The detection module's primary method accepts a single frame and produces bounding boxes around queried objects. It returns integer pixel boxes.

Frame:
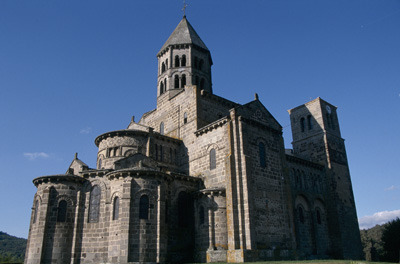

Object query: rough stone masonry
[25,16,363,264]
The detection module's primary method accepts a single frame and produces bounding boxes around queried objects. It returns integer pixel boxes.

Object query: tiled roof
[158,16,208,55]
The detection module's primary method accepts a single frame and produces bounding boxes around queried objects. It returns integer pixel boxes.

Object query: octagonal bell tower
[156,16,213,102]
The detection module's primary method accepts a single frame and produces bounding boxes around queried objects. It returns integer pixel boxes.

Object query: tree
[0,231,26,263]
[382,217,400,263]
[360,224,385,261]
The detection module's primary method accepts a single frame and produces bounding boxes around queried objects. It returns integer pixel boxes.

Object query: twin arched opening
[295,196,329,256]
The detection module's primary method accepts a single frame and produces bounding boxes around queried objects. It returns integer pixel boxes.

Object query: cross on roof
[182,0,188,17]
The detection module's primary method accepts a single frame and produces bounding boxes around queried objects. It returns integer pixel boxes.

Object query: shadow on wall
[42,187,75,264]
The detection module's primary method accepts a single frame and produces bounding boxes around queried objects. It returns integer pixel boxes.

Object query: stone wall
[25,170,201,264]
[286,155,330,257]
[238,116,294,253]
[24,13,363,263]
[197,90,237,128]
[289,97,363,259]
[25,176,85,264]
[191,120,229,187]
[139,85,198,160]
[194,191,227,262]
[79,177,110,264]
[97,133,148,170]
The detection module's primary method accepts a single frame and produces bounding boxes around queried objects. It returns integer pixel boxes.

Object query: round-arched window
[57,200,67,222]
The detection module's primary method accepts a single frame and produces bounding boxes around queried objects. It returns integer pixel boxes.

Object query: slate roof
[158,16,209,55]
[70,153,89,168]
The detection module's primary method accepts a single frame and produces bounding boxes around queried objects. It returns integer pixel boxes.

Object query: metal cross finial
[182,0,188,17]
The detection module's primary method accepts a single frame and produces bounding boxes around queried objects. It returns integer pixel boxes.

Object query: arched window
[183,112,188,124]
[298,206,304,223]
[113,197,119,220]
[199,59,204,70]
[89,186,101,223]
[164,78,167,92]
[316,209,322,225]
[161,62,166,73]
[160,82,164,95]
[33,200,39,223]
[307,115,313,130]
[174,75,179,88]
[326,113,335,129]
[166,59,168,69]
[139,195,149,220]
[175,55,180,67]
[259,142,266,168]
[331,114,335,130]
[181,55,186,66]
[181,74,186,88]
[326,113,331,128]
[199,205,205,225]
[300,117,305,132]
[194,57,198,69]
[57,200,68,222]
[178,191,193,227]
[209,148,216,170]
[200,78,205,90]
[98,158,102,170]
[160,122,164,135]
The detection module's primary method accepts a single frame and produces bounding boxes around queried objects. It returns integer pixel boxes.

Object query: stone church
[25,16,363,264]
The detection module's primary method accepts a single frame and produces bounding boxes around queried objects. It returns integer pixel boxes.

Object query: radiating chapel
[25,16,363,264]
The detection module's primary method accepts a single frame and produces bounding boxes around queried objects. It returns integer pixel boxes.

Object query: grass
[193,261,396,264]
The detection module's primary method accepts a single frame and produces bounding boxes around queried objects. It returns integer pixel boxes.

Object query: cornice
[199,187,226,197]
[195,117,229,136]
[95,129,182,147]
[285,154,325,170]
[33,174,86,187]
[105,168,201,184]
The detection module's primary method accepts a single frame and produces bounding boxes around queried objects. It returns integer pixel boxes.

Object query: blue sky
[0,0,399,238]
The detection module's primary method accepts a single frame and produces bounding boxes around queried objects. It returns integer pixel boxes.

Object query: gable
[66,157,89,175]
[127,120,153,132]
[238,100,282,131]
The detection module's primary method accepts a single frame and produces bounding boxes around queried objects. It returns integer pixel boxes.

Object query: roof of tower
[158,16,209,55]
[287,97,337,113]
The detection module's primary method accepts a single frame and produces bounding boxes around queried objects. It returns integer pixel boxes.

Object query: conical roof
[158,16,209,55]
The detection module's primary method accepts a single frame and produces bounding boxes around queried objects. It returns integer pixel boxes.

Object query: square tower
[288,97,363,259]
[289,97,342,164]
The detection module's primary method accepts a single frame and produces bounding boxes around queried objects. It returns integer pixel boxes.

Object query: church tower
[288,97,363,259]
[156,16,213,102]
[24,13,364,264]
